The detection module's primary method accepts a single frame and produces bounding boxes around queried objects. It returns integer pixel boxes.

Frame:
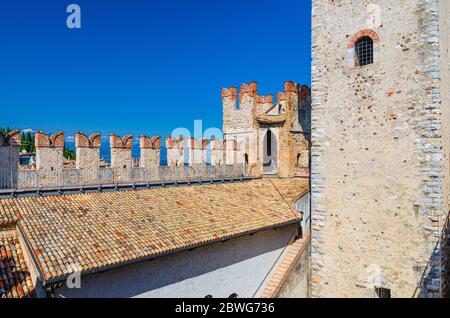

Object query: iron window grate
[355,36,374,67]
[375,287,391,298]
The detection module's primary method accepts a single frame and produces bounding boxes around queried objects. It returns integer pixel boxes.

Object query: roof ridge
[269,179,301,220]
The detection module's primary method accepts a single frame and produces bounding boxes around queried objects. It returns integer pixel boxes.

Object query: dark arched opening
[263,130,277,174]
[355,36,374,67]
[267,130,272,156]
[296,153,301,167]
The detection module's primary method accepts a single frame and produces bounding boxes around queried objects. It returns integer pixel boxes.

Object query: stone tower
[222,81,311,177]
[311,0,449,297]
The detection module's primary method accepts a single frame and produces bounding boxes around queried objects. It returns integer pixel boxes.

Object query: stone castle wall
[440,0,450,297]
[16,165,247,190]
[187,138,207,166]
[311,0,449,298]
[0,130,249,190]
[35,131,65,172]
[166,136,185,167]
[110,134,133,169]
[140,135,161,168]
[0,131,20,189]
[76,132,101,182]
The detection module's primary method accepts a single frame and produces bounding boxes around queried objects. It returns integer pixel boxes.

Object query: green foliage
[64,147,76,160]
[0,127,12,138]
[30,135,36,153]
[17,131,35,153]
[0,127,36,153]
[20,133,26,151]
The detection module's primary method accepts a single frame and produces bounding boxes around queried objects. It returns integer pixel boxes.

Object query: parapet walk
[0,130,252,190]
[0,175,255,199]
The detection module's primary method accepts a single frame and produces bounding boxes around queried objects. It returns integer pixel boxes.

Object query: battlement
[0,81,310,190]
[165,136,185,149]
[140,135,161,149]
[110,134,133,149]
[256,94,273,104]
[224,138,239,151]
[140,135,161,168]
[75,132,101,148]
[35,131,64,148]
[0,130,250,190]
[222,81,259,111]
[109,134,133,169]
[222,86,237,101]
[238,81,258,103]
[223,80,307,109]
[187,138,208,166]
[188,137,208,150]
[276,80,301,103]
[223,81,310,135]
[34,131,65,173]
[0,130,20,189]
[75,132,101,178]
[223,138,242,166]
[284,80,299,93]
[210,138,222,150]
[0,130,20,147]
[165,136,185,167]
[210,138,224,166]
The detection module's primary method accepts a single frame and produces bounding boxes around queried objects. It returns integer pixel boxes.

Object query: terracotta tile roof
[0,231,35,298]
[0,201,17,227]
[269,178,309,207]
[0,179,305,284]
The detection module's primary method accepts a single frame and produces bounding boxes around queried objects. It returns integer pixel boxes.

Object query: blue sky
[0,0,311,139]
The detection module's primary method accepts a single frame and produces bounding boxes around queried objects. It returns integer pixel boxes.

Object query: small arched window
[355,36,374,67]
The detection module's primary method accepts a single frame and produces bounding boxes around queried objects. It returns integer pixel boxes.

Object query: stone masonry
[210,138,224,166]
[223,138,240,166]
[35,131,65,172]
[110,134,133,169]
[35,131,65,187]
[187,138,207,166]
[75,132,101,182]
[165,136,185,167]
[2,81,310,192]
[0,131,20,189]
[140,135,161,168]
[222,81,311,178]
[311,0,449,298]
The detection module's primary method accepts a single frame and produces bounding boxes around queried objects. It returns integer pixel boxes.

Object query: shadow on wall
[55,227,295,298]
[0,255,35,298]
[414,213,450,298]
